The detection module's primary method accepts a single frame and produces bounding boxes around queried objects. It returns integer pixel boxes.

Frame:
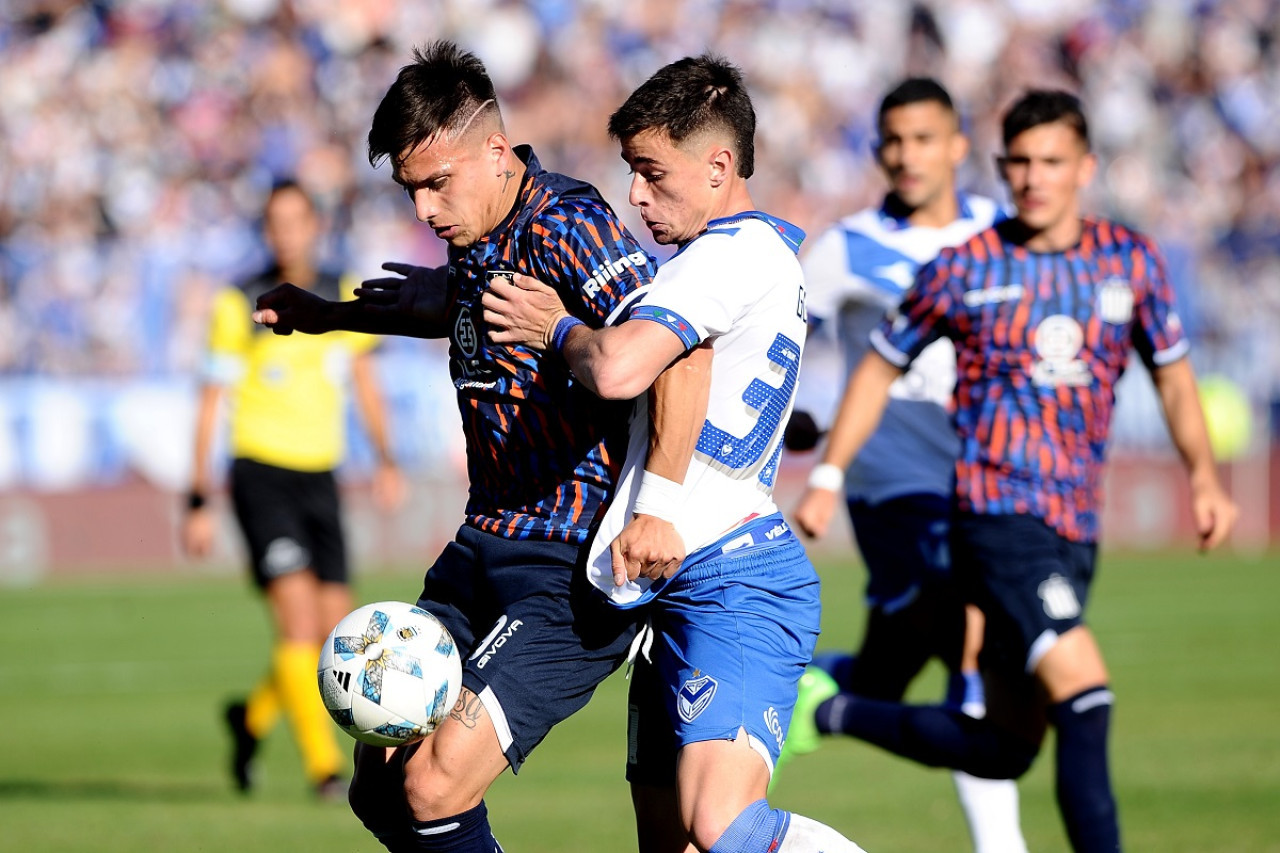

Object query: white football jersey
[802,193,1003,503]
[587,213,807,605]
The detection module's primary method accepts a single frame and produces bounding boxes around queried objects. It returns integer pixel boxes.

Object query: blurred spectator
[1,0,1277,443]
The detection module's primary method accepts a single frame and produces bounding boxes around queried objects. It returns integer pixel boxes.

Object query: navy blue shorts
[953,513,1097,674]
[415,525,638,772]
[848,492,952,611]
[229,457,347,589]
[625,518,821,786]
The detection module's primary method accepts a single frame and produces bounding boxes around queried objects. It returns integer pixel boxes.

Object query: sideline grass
[0,548,1276,851]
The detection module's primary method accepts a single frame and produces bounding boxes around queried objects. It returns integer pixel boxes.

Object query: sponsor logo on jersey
[469,614,524,670]
[764,706,784,750]
[584,250,650,299]
[963,283,1025,307]
[1038,574,1081,620]
[1097,278,1134,324]
[1031,314,1091,387]
[677,672,718,722]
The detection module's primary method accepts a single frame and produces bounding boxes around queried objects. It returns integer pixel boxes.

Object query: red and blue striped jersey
[871,217,1189,542]
[446,146,655,543]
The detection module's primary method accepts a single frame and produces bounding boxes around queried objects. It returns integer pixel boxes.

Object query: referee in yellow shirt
[182,181,405,799]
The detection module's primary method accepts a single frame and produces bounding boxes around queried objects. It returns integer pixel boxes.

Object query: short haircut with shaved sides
[877,77,957,130]
[1002,89,1090,150]
[367,40,501,169]
[608,54,756,178]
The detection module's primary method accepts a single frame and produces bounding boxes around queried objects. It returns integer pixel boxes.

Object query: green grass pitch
[1,547,1277,852]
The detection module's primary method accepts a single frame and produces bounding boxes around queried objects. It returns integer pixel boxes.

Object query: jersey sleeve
[525,198,656,328]
[202,287,251,384]
[801,224,896,325]
[627,232,752,351]
[336,273,381,356]
[1129,237,1190,370]
[869,253,957,368]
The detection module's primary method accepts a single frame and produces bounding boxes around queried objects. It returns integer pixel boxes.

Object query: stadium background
[2,0,1277,578]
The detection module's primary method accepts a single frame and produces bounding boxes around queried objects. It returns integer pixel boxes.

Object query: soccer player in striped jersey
[255,42,657,852]
[790,90,1237,852]
[484,55,865,853]
[784,79,1026,852]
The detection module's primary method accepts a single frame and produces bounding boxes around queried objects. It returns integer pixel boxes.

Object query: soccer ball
[318,601,463,747]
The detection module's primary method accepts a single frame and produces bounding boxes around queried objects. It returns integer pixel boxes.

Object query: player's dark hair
[608,54,756,178]
[266,179,313,210]
[1002,89,1090,150]
[367,40,500,168]
[877,77,955,128]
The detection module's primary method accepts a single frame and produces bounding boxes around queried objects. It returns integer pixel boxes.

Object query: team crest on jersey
[1031,315,1091,387]
[677,672,718,722]
[1038,574,1081,620]
[455,306,479,357]
[1097,278,1134,324]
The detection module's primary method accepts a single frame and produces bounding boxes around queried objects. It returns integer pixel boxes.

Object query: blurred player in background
[782,79,1026,852]
[789,90,1237,852]
[484,55,866,853]
[253,41,657,852]
[182,180,405,799]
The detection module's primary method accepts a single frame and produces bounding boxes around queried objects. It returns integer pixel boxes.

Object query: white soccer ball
[318,601,463,747]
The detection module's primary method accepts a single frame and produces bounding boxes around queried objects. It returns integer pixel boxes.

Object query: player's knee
[970,733,1038,780]
[401,745,483,820]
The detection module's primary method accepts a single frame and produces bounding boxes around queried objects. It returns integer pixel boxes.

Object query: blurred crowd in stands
[1,0,1277,422]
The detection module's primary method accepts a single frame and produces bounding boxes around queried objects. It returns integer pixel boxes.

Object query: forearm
[329,297,448,339]
[190,384,223,496]
[646,343,712,483]
[560,322,685,400]
[1154,359,1219,485]
[818,350,901,471]
[352,356,396,466]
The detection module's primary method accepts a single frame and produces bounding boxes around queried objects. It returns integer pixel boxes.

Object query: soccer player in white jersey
[784,79,1027,853]
[484,55,866,853]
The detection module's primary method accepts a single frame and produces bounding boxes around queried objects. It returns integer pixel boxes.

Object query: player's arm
[1151,357,1238,550]
[351,352,407,512]
[483,272,687,398]
[253,263,450,338]
[792,350,902,538]
[182,381,223,559]
[610,343,712,585]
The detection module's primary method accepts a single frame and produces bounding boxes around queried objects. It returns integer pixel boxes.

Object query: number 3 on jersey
[695,333,800,488]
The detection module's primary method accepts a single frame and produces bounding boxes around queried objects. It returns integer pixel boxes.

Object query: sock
[274,640,342,783]
[1049,686,1120,853]
[817,694,1037,781]
[952,772,1028,853]
[244,674,281,738]
[406,802,504,852]
[945,670,986,719]
[707,800,867,853]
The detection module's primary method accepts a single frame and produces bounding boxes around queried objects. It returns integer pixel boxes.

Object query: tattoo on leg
[450,688,485,729]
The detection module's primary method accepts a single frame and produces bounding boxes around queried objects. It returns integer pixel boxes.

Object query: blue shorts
[847,492,952,612]
[953,513,1097,674]
[415,525,638,772]
[625,516,821,786]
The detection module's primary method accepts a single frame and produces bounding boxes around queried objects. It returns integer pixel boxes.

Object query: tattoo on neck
[502,169,515,192]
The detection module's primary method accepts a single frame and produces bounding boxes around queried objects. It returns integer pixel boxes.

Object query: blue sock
[816,694,1036,780]
[708,799,789,853]
[1049,686,1120,853]
[403,801,503,852]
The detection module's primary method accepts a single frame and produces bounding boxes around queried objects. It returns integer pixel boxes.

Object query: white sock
[952,772,1028,853]
[777,812,869,852]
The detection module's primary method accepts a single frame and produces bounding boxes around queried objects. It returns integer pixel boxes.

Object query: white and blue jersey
[802,193,1003,504]
[587,211,821,778]
[587,212,809,604]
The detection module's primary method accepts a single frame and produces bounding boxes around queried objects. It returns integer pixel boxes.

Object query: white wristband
[807,462,845,492]
[634,471,683,523]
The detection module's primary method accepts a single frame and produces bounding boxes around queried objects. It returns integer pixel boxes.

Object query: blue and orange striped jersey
[446,146,655,543]
[871,217,1189,543]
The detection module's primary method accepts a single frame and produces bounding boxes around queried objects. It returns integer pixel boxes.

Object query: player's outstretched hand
[1191,477,1239,551]
[252,283,333,335]
[793,486,839,539]
[482,272,568,350]
[609,514,686,586]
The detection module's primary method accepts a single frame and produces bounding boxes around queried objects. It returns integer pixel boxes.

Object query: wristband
[551,315,585,352]
[633,471,683,523]
[186,491,207,511]
[806,463,845,492]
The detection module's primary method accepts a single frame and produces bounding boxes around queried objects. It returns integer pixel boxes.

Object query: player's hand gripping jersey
[587,213,808,604]
[802,193,1003,502]
[446,146,654,543]
[871,217,1189,542]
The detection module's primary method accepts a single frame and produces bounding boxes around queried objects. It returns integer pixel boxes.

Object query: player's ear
[486,130,511,176]
[1077,150,1098,189]
[950,132,970,167]
[708,145,733,188]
